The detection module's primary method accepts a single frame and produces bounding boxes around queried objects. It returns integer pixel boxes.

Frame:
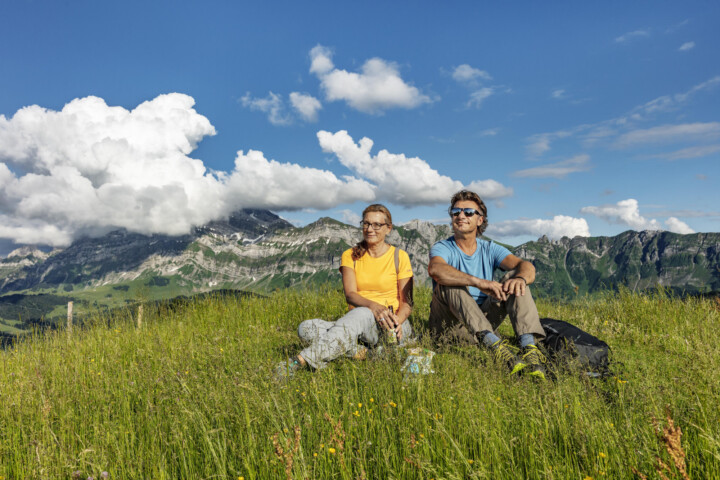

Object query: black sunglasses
[449,207,481,217]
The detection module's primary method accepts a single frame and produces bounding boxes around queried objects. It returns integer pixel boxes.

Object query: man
[428,190,547,379]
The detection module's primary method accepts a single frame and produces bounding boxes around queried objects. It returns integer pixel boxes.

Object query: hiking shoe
[274,356,303,381]
[521,345,547,380]
[490,339,526,375]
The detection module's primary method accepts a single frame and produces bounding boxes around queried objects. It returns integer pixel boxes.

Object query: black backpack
[540,318,612,378]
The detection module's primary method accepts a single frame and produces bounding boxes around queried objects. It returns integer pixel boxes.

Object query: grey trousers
[298,307,414,370]
[428,275,545,345]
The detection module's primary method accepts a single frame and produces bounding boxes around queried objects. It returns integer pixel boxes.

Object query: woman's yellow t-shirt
[340,246,413,312]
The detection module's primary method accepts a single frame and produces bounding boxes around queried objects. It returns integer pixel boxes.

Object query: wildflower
[320,443,324,448]
[610,423,614,428]
[239,477,245,480]
[389,401,397,408]
[468,460,474,464]
[598,452,607,458]
[370,398,374,403]
[353,410,360,417]
[419,434,425,438]
[328,448,336,454]
[583,476,594,480]
[368,409,373,414]
[283,428,289,434]
[101,473,109,479]
[313,453,317,457]
[358,403,362,408]
[435,413,442,419]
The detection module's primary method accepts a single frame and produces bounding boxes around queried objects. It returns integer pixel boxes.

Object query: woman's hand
[369,302,395,331]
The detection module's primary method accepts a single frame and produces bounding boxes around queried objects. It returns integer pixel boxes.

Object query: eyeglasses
[449,207,482,218]
[361,221,389,230]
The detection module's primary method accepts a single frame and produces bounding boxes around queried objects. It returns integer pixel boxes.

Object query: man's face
[450,200,484,236]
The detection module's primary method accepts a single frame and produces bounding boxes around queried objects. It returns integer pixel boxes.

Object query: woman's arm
[392,276,413,340]
[341,266,392,324]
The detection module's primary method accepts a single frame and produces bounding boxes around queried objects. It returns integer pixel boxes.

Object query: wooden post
[67,301,73,334]
[137,305,143,329]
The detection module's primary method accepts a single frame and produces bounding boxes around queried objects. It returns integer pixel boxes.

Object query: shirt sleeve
[429,240,453,262]
[397,249,413,280]
[340,248,355,270]
[489,241,512,269]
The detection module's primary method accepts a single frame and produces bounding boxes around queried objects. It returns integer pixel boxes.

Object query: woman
[276,204,414,378]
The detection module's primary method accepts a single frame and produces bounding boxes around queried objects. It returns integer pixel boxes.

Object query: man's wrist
[512,275,528,285]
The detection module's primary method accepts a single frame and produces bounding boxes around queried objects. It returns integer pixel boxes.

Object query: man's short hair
[450,190,488,237]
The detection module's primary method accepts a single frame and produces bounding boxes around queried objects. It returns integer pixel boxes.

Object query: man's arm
[499,254,536,296]
[428,256,509,301]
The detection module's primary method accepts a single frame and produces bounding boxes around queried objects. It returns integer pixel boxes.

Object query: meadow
[1,287,718,479]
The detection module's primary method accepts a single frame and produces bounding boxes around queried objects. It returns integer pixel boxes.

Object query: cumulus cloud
[614,122,720,148]
[289,92,322,122]
[581,199,662,231]
[664,217,695,234]
[678,41,695,51]
[224,150,375,210]
[452,64,492,84]
[340,209,362,225]
[240,91,292,126]
[309,45,432,114]
[316,130,513,206]
[512,154,591,179]
[0,95,380,247]
[615,29,650,43]
[487,215,590,240]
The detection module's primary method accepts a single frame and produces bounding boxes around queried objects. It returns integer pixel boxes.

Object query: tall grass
[1,287,718,479]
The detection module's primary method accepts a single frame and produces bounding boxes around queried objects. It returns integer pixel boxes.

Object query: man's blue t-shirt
[430,237,512,304]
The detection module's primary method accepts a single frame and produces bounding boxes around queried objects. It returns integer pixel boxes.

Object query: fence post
[67,301,73,335]
[137,305,143,329]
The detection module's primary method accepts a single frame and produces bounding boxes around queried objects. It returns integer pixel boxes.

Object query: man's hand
[502,277,527,297]
[476,279,508,302]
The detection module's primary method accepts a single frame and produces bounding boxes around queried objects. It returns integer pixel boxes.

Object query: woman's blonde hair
[351,204,393,260]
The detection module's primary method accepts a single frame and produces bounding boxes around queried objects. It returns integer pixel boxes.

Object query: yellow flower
[313,453,318,457]
[598,452,607,458]
[583,476,594,480]
[283,428,289,434]
[353,410,360,417]
[320,443,324,448]
[368,409,373,414]
[238,477,244,480]
[419,434,425,438]
[220,348,224,352]
[468,459,474,464]
[328,447,336,454]
[358,403,362,408]
[610,423,614,428]
[389,401,397,408]
[370,398,374,403]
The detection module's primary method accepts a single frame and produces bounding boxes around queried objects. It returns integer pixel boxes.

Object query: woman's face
[362,211,390,245]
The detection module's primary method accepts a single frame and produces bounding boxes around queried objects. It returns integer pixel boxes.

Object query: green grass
[1,287,718,479]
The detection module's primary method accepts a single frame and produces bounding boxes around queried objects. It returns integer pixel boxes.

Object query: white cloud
[678,41,695,51]
[479,128,499,137]
[552,89,566,99]
[581,199,661,231]
[224,150,375,210]
[614,122,720,148]
[664,217,695,234]
[512,154,591,179]
[339,209,361,226]
[647,144,720,161]
[452,64,492,84]
[309,45,432,114]
[240,91,292,126]
[289,92,322,122]
[527,76,720,156]
[487,215,590,240]
[615,29,650,43]
[467,88,494,109]
[317,130,513,206]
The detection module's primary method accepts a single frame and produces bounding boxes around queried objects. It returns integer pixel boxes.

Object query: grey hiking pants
[298,307,414,370]
[428,271,545,345]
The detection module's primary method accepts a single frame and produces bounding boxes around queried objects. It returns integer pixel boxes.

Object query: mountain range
[1,209,718,325]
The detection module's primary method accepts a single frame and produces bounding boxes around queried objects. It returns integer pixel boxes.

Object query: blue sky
[1,0,719,255]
